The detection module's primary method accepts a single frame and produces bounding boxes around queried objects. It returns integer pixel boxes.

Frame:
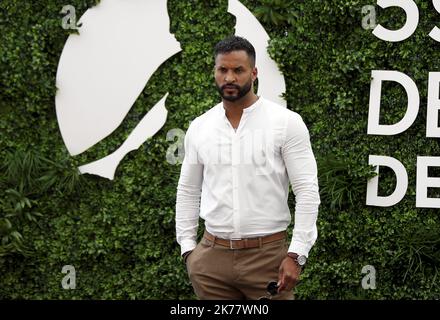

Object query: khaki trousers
[185,233,295,300]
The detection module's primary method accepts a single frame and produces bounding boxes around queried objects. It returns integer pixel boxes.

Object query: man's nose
[225,71,236,83]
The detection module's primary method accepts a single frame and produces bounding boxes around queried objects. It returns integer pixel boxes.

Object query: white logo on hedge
[61,265,76,290]
[56,0,285,180]
[361,5,376,30]
[361,265,376,289]
[60,5,79,30]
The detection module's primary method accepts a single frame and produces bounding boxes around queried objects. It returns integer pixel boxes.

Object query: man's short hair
[214,36,256,67]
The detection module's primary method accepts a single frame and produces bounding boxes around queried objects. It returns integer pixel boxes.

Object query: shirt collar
[218,96,262,116]
[243,96,261,114]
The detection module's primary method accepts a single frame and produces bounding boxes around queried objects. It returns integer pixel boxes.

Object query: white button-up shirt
[176,97,320,257]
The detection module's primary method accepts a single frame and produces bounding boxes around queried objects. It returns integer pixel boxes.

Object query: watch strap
[287,252,306,266]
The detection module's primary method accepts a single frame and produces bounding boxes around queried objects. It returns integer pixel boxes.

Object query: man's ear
[252,67,258,82]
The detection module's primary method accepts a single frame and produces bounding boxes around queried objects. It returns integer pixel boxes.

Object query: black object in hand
[267,281,279,295]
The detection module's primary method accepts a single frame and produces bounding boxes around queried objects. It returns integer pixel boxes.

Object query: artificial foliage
[1,0,439,299]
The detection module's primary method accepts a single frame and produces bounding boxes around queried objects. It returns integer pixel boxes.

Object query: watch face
[297,255,307,266]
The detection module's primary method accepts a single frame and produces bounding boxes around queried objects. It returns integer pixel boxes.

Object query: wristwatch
[287,252,307,267]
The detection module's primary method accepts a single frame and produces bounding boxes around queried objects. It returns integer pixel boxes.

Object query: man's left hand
[277,256,301,293]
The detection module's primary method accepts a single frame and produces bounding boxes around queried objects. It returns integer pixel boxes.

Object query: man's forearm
[175,160,203,255]
[176,188,200,255]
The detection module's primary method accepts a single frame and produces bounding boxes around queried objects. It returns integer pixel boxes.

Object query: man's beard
[216,79,253,102]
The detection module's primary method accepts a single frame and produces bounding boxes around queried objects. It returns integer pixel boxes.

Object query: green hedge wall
[1,0,439,299]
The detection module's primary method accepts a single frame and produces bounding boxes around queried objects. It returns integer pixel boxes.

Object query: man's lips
[222,85,239,91]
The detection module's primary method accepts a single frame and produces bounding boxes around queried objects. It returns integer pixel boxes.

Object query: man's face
[214,50,257,102]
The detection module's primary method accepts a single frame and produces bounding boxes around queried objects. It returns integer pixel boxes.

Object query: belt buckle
[230,238,241,249]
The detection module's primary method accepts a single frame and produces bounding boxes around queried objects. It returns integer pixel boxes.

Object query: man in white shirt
[175,36,320,300]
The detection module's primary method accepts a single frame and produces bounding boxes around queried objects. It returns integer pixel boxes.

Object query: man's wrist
[287,252,307,267]
[182,250,192,263]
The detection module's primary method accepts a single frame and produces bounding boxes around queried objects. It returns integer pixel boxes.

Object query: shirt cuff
[180,239,197,256]
[288,241,311,258]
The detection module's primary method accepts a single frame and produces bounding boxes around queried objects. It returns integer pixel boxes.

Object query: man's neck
[223,93,259,119]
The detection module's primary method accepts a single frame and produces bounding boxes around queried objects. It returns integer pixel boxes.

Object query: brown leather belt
[203,230,286,249]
